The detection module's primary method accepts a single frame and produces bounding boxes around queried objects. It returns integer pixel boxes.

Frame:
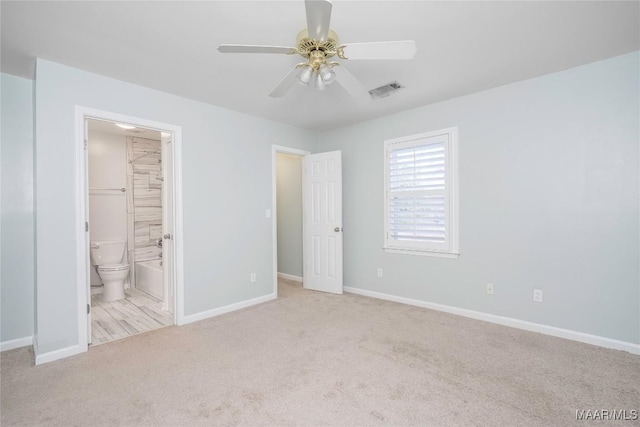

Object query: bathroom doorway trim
[74,106,185,352]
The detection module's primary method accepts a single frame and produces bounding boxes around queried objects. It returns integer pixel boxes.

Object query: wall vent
[369,81,404,99]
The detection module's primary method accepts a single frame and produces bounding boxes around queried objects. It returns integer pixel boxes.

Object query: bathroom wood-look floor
[91,288,173,346]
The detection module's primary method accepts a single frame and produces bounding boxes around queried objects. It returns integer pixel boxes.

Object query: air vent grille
[369,81,404,99]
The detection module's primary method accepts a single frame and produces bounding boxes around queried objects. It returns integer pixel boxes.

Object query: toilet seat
[98,263,129,272]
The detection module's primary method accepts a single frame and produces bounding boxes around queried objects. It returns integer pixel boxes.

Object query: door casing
[75,106,184,353]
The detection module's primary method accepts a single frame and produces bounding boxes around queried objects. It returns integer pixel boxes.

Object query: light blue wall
[1,74,35,343]
[34,59,316,354]
[4,52,639,355]
[317,52,640,344]
[276,153,303,277]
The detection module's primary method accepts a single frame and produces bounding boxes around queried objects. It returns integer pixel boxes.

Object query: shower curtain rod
[89,187,126,192]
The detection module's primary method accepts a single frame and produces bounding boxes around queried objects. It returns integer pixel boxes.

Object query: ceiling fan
[217,0,416,98]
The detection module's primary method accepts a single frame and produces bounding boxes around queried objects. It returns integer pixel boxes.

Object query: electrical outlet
[250,273,256,283]
[533,289,543,302]
[486,283,494,295]
[377,268,383,278]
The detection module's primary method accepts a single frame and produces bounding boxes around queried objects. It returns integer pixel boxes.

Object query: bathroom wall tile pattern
[133,189,162,207]
[135,224,150,248]
[127,214,135,248]
[149,225,162,240]
[135,206,162,222]
[126,136,163,273]
[126,142,134,176]
[131,138,161,151]
[132,163,161,174]
[132,150,161,164]
[134,173,149,188]
[126,175,134,213]
[149,173,163,189]
[135,246,162,262]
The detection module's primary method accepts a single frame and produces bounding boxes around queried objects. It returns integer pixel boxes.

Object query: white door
[303,151,343,294]
[161,133,175,314]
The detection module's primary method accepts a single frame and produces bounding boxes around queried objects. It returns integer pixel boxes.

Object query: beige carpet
[2,280,639,426]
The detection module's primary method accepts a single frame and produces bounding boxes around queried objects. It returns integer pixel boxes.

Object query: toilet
[90,240,130,302]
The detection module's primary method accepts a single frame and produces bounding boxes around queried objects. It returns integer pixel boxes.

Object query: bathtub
[135,260,164,300]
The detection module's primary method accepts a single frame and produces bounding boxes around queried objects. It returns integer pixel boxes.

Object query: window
[384,127,459,258]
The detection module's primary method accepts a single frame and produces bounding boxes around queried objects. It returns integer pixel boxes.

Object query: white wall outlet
[265,209,271,218]
[486,283,494,295]
[250,273,257,283]
[533,289,543,302]
[377,268,383,278]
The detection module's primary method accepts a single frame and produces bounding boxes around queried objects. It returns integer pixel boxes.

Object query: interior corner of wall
[32,334,39,356]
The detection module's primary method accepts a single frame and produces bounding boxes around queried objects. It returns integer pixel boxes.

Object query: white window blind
[384,128,459,257]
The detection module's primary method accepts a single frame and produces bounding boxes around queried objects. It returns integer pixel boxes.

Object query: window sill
[383,247,460,259]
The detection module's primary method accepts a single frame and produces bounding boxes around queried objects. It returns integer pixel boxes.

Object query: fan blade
[305,0,333,42]
[269,66,301,98]
[218,45,297,55]
[333,65,366,97]
[340,41,417,60]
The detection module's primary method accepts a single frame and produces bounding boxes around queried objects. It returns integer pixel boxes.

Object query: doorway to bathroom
[77,109,183,349]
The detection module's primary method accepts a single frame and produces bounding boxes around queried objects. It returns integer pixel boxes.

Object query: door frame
[75,106,185,352]
[271,145,310,297]
[160,132,175,313]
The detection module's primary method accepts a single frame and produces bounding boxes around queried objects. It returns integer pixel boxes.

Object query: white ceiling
[2,1,638,131]
[88,118,162,140]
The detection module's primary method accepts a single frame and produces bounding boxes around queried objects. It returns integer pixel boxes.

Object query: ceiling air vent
[369,81,404,100]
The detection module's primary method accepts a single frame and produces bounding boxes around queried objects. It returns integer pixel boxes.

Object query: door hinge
[85,222,89,232]
[87,304,91,314]
[84,139,88,150]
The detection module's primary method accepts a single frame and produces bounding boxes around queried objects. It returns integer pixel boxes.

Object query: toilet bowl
[90,240,129,302]
[97,263,129,301]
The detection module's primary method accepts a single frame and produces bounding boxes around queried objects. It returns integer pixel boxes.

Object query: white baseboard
[344,286,640,355]
[0,336,33,352]
[277,272,303,282]
[35,344,85,365]
[181,293,277,325]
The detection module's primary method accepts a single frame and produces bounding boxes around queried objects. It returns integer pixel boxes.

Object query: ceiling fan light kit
[297,65,314,86]
[315,72,326,90]
[319,64,335,84]
[295,45,338,89]
[217,0,416,98]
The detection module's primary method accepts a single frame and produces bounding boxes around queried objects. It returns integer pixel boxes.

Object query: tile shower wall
[126,136,162,287]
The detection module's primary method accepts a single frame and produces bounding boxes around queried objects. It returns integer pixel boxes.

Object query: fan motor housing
[296,29,338,59]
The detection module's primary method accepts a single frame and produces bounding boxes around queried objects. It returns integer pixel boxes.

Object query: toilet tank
[90,240,126,266]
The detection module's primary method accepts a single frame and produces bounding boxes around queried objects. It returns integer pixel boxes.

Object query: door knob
[163,234,172,240]
[334,227,342,232]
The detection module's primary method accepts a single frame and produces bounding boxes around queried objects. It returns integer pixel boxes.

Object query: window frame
[383,127,459,258]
